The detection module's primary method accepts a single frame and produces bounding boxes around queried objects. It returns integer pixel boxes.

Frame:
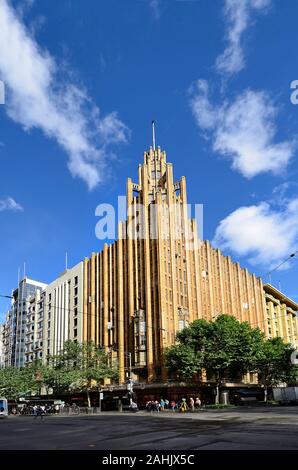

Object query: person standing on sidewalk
[189,397,195,412]
[34,405,44,420]
[195,397,201,409]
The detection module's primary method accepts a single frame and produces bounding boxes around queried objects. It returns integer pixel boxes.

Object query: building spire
[152,120,156,150]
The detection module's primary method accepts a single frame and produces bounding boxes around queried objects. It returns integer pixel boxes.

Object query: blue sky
[0,0,298,320]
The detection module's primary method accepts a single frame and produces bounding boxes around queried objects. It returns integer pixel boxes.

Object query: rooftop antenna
[152,120,156,150]
[23,262,26,280]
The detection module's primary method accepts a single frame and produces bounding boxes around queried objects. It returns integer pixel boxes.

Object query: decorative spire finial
[152,120,156,150]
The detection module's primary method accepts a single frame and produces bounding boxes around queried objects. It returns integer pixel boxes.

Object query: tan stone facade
[264,284,298,348]
[83,146,281,385]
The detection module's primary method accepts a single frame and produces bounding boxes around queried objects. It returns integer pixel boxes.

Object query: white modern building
[0,324,4,367]
[42,262,84,359]
[2,278,47,367]
[2,262,85,366]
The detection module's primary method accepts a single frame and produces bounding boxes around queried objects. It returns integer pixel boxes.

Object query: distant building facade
[25,290,46,364]
[0,324,4,367]
[264,284,298,347]
[23,262,84,365]
[2,278,47,367]
[42,262,84,359]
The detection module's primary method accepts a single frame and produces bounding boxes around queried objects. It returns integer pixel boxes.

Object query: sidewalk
[9,406,298,423]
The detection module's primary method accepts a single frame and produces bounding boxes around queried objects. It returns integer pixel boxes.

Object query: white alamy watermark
[95,196,204,251]
[290,80,298,104]
[0,80,5,105]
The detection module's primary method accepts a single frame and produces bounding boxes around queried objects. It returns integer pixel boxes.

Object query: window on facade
[74,318,78,327]
[74,276,78,285]
[74,308,78,317]
[74,297,78,306]
[49,293,52,302]
[74,287,78,297]
[74,329,77,338]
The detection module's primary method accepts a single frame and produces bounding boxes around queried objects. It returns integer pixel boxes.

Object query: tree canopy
[0,341,118,406]
[166,314,298,400]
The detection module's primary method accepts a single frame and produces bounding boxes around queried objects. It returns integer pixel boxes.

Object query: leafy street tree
[47,340,118,407]
[0,365,37,400]
[167,315,266,403]
[256,337,298,402]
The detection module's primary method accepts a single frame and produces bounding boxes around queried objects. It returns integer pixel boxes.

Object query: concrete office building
[2,264,84,367]
[24,290,46,364]
[1,278,47,367]
[0,324,4,367]
[42,262,84,360]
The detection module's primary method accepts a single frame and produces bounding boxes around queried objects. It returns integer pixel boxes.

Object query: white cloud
[0,0,129,189]
[213,198,298,268]
[0,197,23,212]
[190,80,295,178]
[216,0,271,75]
[149,0,161,20]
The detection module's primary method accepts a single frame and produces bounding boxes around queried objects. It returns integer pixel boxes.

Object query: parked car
[230,388,264,405]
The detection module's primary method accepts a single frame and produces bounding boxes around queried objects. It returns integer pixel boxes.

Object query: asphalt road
[0,407,298,450]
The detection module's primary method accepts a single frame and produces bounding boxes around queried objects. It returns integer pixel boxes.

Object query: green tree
[257,337,298,401]
[0,366,36,400]
[47,340,118,407]
[166,315,265,403]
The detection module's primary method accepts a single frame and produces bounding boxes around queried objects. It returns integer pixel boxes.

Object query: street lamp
[110,346,133,404]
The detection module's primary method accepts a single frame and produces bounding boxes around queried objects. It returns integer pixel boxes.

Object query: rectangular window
[74,276,78,285]
[74,287,78,297]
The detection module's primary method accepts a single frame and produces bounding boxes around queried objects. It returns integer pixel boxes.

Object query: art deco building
[83,146,269,385]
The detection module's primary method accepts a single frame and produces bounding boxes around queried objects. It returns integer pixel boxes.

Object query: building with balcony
[2,278,47,367]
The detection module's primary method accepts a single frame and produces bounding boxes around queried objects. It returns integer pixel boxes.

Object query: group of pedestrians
[145,396,203,412]
[145,399,169,412]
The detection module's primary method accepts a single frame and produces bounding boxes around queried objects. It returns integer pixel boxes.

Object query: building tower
[84,142,267,386]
